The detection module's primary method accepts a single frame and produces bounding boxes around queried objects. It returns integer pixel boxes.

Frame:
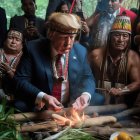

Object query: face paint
[5,30,23,53]
[7,30,23,41]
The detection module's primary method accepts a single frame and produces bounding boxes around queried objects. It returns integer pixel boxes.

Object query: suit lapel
[44,57,53,92]
[40,44,54,92]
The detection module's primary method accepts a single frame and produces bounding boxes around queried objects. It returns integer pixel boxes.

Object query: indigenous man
[14,12,95,112]
[86,0,137,50]
[88,15,140,107]
[0,29,23,102]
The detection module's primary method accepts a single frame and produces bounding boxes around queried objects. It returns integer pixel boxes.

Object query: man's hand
[0,62,15,76]
[0,62,11,72]
[109,87,122,96]
[72,94,90,111]
[43,94,63,111]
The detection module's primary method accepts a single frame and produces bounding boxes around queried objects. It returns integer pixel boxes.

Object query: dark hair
[7,28,23,35]
[55,0,69,12]
[21,0,36,4]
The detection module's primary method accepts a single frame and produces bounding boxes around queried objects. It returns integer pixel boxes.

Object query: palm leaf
[0,100,26,140]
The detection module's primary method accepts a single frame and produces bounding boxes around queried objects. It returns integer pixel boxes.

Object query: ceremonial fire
[52,108,117,129]
[52,109,85,127]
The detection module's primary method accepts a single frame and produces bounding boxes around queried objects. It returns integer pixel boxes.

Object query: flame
[71,109,83,122]
[53,109,85,127]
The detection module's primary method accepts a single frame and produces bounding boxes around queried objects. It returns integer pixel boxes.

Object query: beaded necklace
[52,53,69,82]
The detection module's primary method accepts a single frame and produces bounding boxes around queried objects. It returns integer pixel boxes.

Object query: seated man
[0,29,23,102]
[14,12,95,112]
[9,0,45,41]
[88,15,140,107]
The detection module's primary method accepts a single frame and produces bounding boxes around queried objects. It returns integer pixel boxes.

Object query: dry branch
[74,116,117,128]
[8,109,67,121]
[113,107,140,120]
[84,104,127,115]
[17,121,58,132]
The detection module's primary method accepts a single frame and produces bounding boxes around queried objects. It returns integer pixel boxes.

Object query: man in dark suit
[0,7,7,48]
[14,12,95,112]
[9,0,45,41]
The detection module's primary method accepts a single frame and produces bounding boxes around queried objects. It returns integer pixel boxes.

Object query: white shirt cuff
[82,92,91,103]
[35,92,46,110]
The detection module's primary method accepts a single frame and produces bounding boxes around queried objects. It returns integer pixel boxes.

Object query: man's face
[110,31,130,51]
[50,32,76,54]
[5,30,23,53]
[107,0,121,14]
[60,4,69,13]
[22,0,36,16]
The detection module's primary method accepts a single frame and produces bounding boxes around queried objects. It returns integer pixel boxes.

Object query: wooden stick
[8,104,127,122]
[74,116,117,128]
[17,121,58,132]
[8,109,67,122]
[8,112,41,121]
[84,104,127,115]
[112,120,140,128]
[113,107,140,120]
[96,88,130,94]
[96,88,107,91]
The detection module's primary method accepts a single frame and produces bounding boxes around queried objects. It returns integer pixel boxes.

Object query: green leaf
[0,131,13,139]
[4,108,14,120]
[0,104,3,112]
[133,136,140,140]
[0,102,26,139]
[57,128,98,140]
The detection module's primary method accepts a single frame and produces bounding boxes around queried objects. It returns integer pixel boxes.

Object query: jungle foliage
[0,0,138,30]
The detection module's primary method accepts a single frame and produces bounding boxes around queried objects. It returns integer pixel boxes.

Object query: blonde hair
[47,12,82,34]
